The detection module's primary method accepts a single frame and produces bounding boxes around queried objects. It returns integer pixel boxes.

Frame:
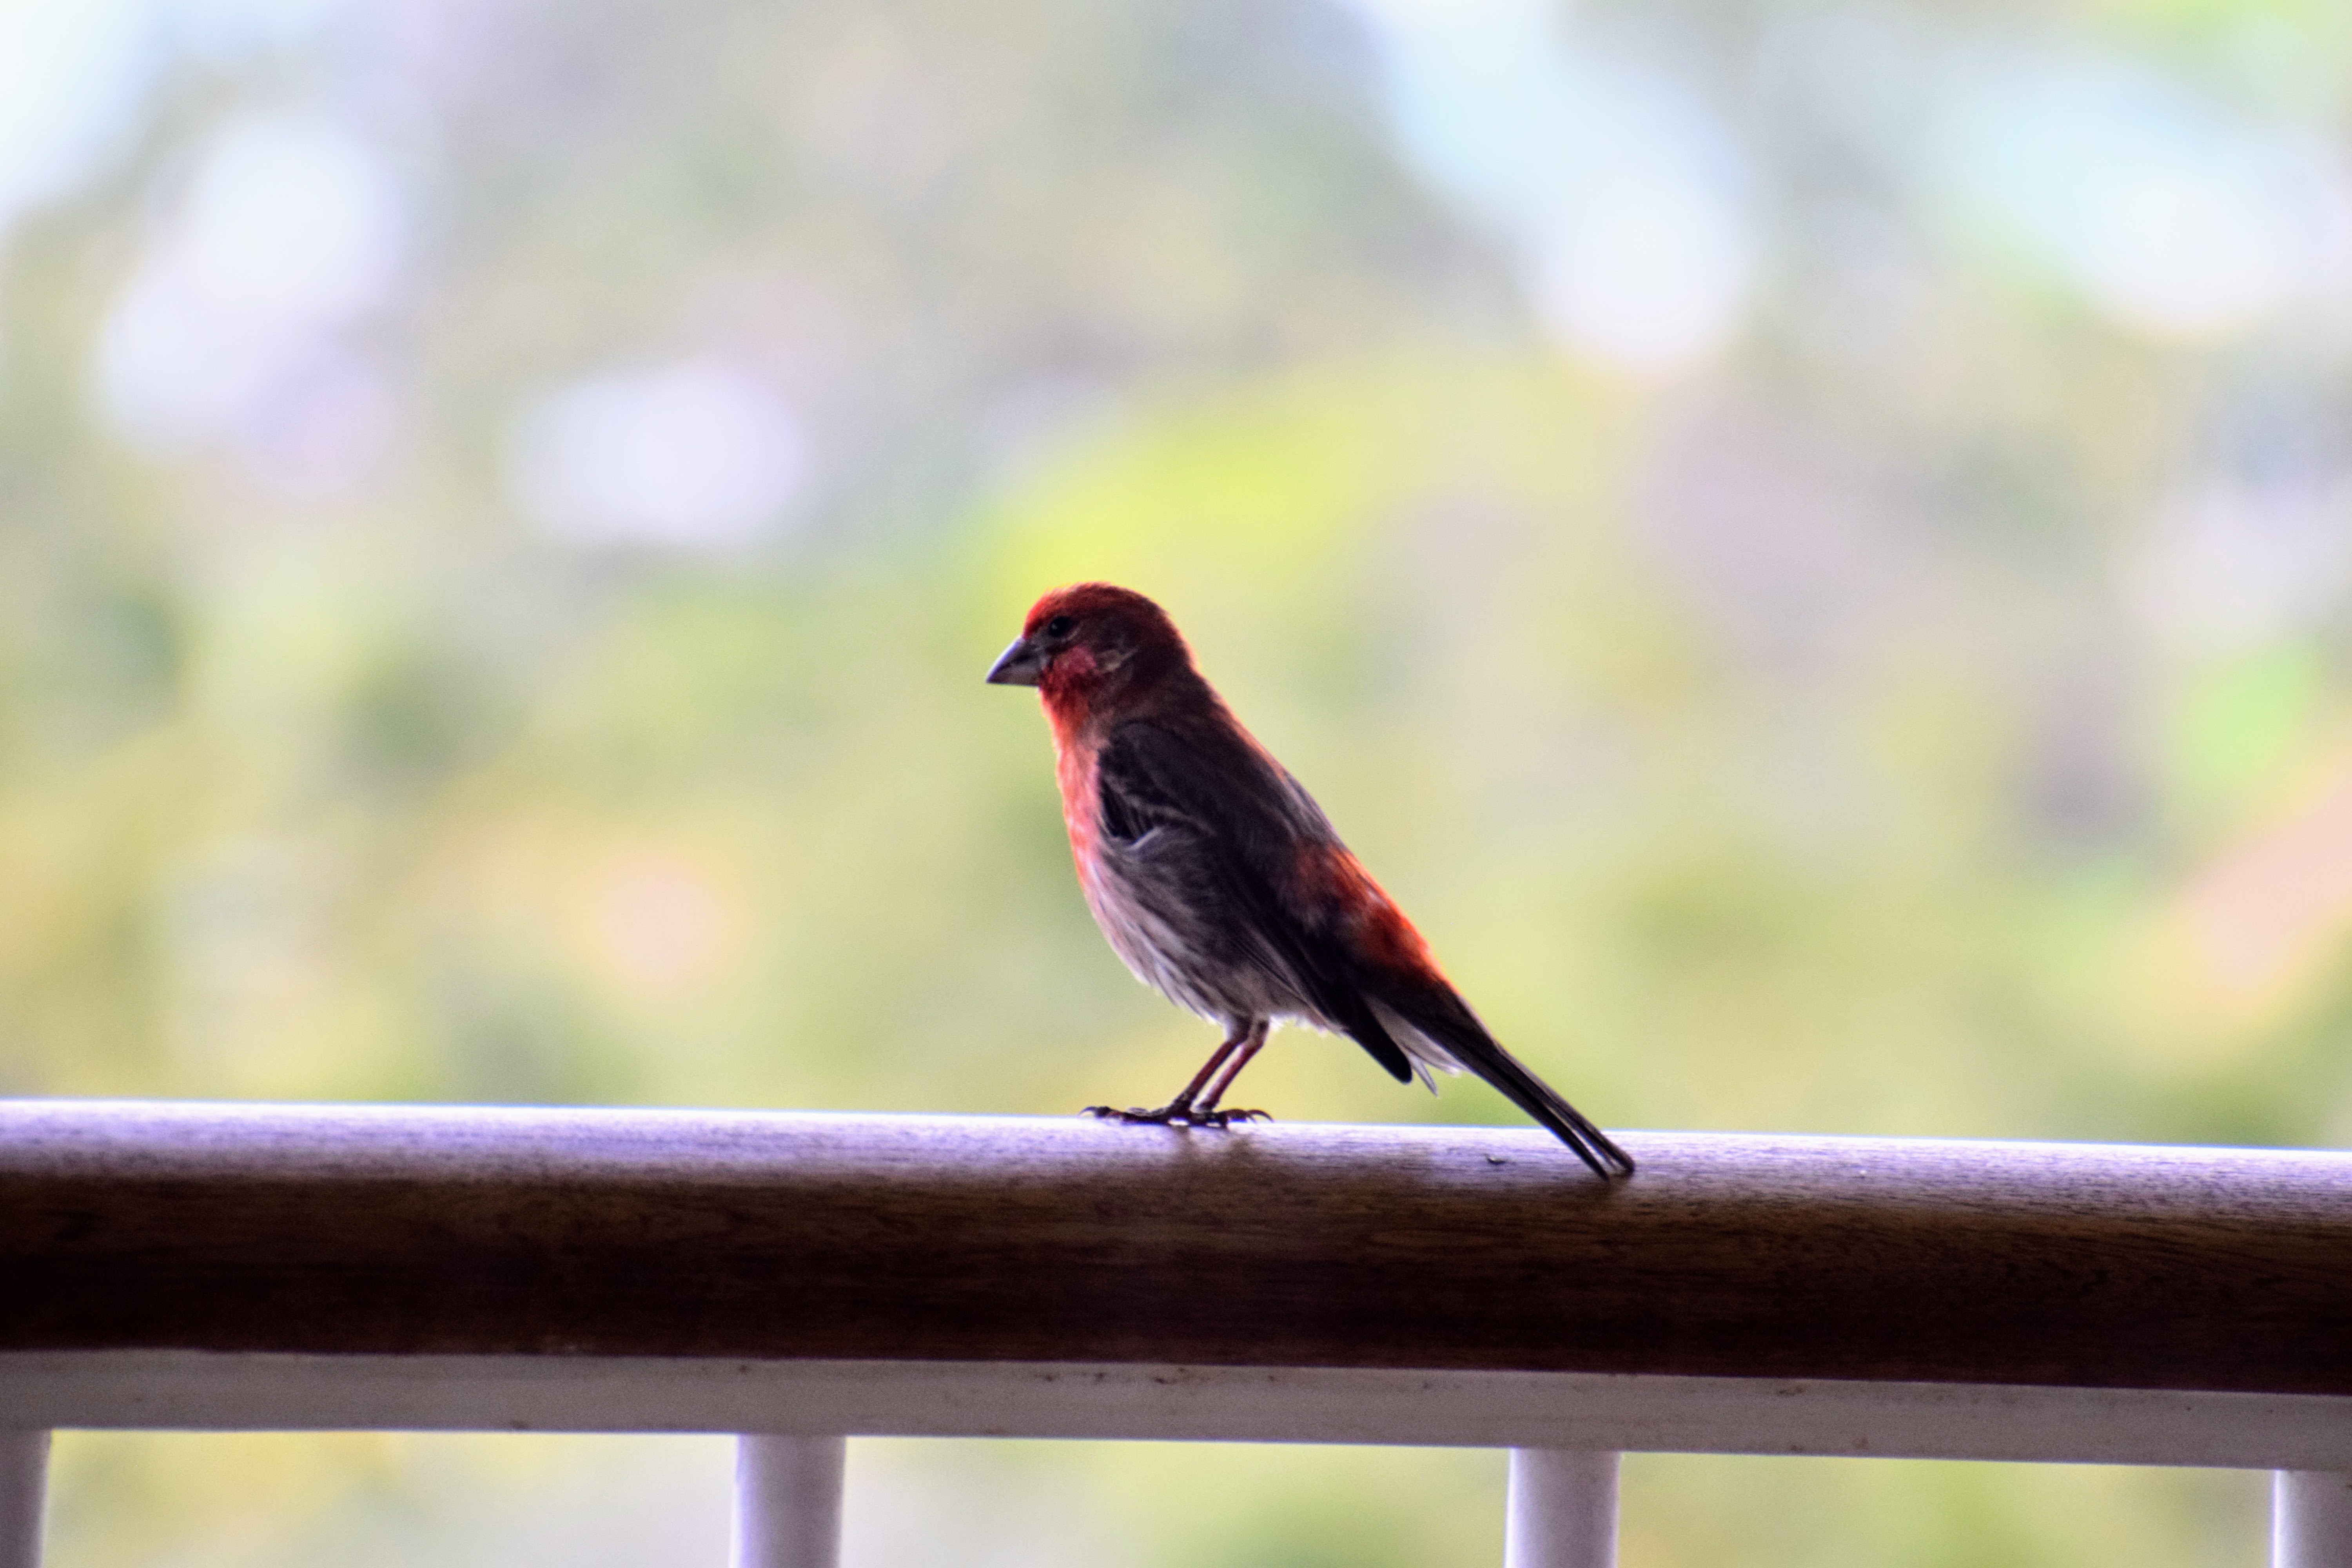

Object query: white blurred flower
[94,111,403,476]
[2083,172,2301,336]
[178,115,399,321]
[0,0,355,243]
[1334,0,1751,375]
[507,359,810,551]
[1941,57,2352,341]
[1527,179,1749,373]
[0,0,153,232]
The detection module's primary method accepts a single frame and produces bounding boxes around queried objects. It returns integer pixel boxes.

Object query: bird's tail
[1374,994,1635,1181]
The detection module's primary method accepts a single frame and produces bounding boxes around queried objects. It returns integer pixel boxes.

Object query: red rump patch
[1294,842,1441,979]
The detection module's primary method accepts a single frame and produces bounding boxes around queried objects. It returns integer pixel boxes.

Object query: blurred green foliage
[7,0,2350,1561]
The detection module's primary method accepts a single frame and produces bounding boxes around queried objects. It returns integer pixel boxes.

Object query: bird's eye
[1042,615,1076,639]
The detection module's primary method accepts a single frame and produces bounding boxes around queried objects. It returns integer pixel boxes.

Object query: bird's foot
[1082,1103,1270,1130]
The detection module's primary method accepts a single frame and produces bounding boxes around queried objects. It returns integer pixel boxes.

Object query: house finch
[987,583,1634,1180]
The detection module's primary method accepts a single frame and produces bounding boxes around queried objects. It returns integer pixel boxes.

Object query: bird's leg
[1189,1020,1271,1126]
[1085,1021,1265,1129]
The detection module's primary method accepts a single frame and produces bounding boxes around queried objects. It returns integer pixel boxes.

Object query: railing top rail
[5,1100,2349,1397]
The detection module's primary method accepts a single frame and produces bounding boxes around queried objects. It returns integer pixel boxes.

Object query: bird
[986,582,1634,1180]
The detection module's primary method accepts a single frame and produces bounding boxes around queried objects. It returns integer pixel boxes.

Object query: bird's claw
[1083,1104,1172,1125]
[1082,1103,1270,1130]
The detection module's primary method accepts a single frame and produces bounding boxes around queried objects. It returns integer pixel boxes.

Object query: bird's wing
[1094,717,1416,1083]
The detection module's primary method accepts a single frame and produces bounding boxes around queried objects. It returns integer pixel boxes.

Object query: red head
[985,583,1196,723]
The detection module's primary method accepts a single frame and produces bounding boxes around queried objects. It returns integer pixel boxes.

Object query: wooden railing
[4,1100,2351,1566]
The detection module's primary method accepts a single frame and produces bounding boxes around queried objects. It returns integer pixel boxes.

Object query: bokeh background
[6,0,2347,1561]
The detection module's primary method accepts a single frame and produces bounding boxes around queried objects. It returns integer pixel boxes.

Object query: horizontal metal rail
[8,1352,2351,1468]
[6,1100,2350,1392]
[5,1100,2352,1566]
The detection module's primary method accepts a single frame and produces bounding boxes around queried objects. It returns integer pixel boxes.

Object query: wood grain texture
[3,1101,2348,1395]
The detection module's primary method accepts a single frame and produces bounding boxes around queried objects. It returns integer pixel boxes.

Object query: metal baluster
[2277,1472,2352,1568]
[1504,1449,1618,1568]
[0,1432,48,1568]
[733,1436,846,1568]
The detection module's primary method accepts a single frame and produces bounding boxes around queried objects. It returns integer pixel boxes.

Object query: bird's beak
[985,635,1044,686]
